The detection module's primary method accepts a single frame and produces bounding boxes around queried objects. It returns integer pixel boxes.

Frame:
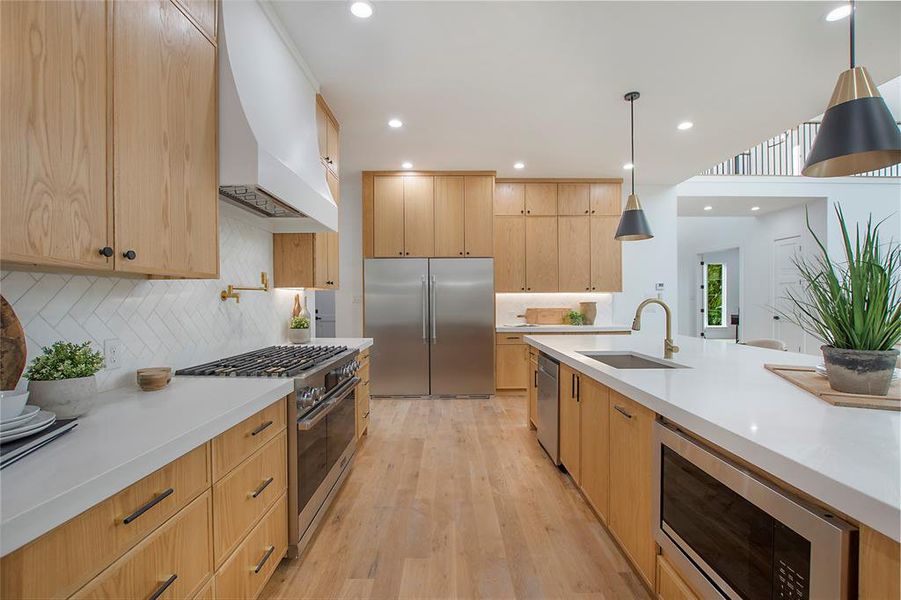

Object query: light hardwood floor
[262,395,650,600]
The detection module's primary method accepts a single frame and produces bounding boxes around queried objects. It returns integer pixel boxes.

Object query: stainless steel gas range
[176,344,361,556]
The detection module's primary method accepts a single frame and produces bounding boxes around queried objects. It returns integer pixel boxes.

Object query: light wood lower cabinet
[212,398,286,480]
[356,351,371,439]
[859,525,900,599]
[496,344,529,390]
[559,364,581,483]
[579,377,609,521]
[528,349,538,429]
[656,553,699,600]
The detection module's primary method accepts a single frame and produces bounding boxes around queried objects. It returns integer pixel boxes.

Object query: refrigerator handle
[421,276,428,341]
[430,274,437,342]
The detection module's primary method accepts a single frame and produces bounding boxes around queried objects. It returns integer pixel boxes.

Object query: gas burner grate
[175,345,349,377]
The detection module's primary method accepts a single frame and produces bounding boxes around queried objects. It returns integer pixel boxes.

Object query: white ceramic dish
[0,410,56,443]
[0,405,40,430]
[0,390,29,421]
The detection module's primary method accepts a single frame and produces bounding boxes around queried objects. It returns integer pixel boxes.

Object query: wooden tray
[524,308,570,324]
[765,364,900,411]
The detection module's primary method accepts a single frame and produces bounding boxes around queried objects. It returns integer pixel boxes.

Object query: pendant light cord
[849,0,856,68]
[630,96,636,196]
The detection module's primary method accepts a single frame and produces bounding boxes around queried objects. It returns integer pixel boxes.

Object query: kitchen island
[526,333,900,598]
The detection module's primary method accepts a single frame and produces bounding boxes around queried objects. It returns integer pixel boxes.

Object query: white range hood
[219,0,337,232]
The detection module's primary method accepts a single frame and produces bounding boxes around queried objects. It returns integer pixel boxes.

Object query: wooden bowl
[136,367,172,392]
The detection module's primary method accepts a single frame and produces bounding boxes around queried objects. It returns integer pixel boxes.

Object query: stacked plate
[0,406,57,443]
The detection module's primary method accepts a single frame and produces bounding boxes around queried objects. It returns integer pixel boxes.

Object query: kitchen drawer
[0,443,210,599]
[656,553,699,600]
[212,432,287,566]
[358,348,370,364]
[356,382,371,439]
[194,576,215,600]
[357,362,370,386]
[496,333,525,345]
[212,397,286,480]
[216,493,288,600]
[72,491,213,600]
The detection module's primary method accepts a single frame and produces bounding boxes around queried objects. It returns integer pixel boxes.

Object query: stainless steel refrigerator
[364,258,494,396]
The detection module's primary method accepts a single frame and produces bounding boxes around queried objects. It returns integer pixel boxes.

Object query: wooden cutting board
[1,295,27,390]
[524,308,570,325]
[765,364,900,411]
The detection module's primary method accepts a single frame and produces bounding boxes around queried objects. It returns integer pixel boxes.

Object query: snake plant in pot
[781,205,900,396]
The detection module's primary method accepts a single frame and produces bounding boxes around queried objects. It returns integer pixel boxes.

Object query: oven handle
[297,376,360,431]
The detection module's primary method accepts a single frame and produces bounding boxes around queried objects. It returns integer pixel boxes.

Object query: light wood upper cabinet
[114,0,218,278]
[326,170,339,204]
[524,183,557,215]
[403,176,435,257]
[590,183,621,215]
[494,182,525,215]
[316,95,339,175]
[580,377,610,521]
[463,175,494,256]
[494,216,525,292]
[590,216,623,292]
[558,184,590,215]
[559,364,581,483]
[1,0,112,271]
[435,176,465,257]
[608,391,656,587]
[558,216,591,292]
[525,216,558,291]
[316,102,329,166]
[272,232,337,290]
[175,0,217,42]
[373,176,405,257]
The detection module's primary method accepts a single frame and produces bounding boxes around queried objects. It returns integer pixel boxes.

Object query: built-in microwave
[653,421,857,599]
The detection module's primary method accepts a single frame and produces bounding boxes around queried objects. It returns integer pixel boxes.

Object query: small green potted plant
[25,341,105,418]
[288,315,311,344]
[782,205,900,396]
[566,310,585,326]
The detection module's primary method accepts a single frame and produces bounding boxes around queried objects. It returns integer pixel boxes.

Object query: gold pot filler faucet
[632,298,679,359]
[220,272,270,303]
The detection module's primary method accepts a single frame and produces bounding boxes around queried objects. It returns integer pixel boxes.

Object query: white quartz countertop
[496,324,632,333]
[525,333,901,542]
[0,338,373,556]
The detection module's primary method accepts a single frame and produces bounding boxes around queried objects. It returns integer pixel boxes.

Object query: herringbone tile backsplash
[2,210,308,391]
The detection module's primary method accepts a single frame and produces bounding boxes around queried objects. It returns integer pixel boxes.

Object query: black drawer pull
[254,545,276,574]
[613,405,633,419]
[251,477,274,499]
[147,574,177,600]
[250,420,273,436]
[99,246,114,257]
[122,249,137,260]
[123,488,174,524]
[363,411,370,418]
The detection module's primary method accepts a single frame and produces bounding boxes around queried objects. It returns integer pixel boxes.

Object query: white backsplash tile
[1,209,310,392]
[495,292,616,325]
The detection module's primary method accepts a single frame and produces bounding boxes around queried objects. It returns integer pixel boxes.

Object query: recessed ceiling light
[825,4,851,21]
[751,206,760,211]
[623,163,634,170]
[388,118,403,128]
[513,162,525,170]
[401,161,413,169]
[703,205,713,211]
[350,0,373,18]
[677,121,694,131]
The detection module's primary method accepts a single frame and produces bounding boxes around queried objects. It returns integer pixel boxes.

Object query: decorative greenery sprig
[566,310,585,326]
[780,205,901,351]
[290,316,310,329]
[24,341,105,381]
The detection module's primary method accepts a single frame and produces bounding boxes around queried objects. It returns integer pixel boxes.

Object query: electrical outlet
[104,339,124,369]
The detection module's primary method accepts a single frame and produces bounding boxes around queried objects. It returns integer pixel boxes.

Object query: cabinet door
[327,231,340,288]
[493,216,525,292]
[1,0,111,270]
[496,344,528,389]
[524,183,557,215]
[580,377,609,521]
[525,217,558,291]
[557,183,590,215]
[316,102,329,164]
[590,183,621,215]
[326,170,339,203]
[657,554,700,600]
[114,0,218,277]
[373,177,405,257]
[494,182,524,216]
[273,234,314,288]
[176,0,217,41]
[326,118,339,174]
[558,217,591,292]
[609,392,656,587]
[463,176,494,256]
[559,365,581,483]
[590,216,622,291]
[434,176,464,257]
[313,233,329,288]
[403,176,434,257]
[528,357,539,429]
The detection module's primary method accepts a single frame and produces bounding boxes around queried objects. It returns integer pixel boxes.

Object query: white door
[772,237,805,353]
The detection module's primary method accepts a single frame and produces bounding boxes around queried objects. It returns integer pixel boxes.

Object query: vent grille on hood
[219,185,306,218]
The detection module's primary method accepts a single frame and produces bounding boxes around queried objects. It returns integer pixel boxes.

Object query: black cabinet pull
[251,477,274,499]
[254,545,276,574]
[571,373,575,398]
[398,251,403,256]
[459,252,463,255]
[99,246,114,257]
[465,251,470,255]
[147,574,177,600]
[250,420,273,436]
[405,252,410,255]
[122,488,174,524]
[122,249,137,260]
[575,376,580,402]
[534,370,538,388]
[613,405,633,419]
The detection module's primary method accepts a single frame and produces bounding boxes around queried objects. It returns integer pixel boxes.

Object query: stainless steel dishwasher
[536,353,560,465]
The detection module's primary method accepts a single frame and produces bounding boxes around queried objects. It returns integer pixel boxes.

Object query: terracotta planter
[821,345,899,396]
[288,328,311,344]
[28,375,97,418]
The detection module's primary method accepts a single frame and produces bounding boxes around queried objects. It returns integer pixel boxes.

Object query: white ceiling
[677,195,815,217]
[272,1,901,184]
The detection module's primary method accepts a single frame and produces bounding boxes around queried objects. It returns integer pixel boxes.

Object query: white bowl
[0,390,30,421]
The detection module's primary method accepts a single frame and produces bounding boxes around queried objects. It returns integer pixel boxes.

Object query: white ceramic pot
[28,375,97,418]
[287,328,311,344]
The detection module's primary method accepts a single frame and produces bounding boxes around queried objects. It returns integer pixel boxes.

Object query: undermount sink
[578,351,689,370]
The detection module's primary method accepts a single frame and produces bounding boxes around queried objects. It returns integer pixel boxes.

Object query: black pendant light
[802,0,901,177]
[615,91,653,241]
